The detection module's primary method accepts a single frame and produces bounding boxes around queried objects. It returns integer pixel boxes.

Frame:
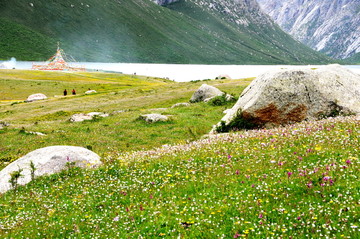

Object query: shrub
[207,93,237,106]
[207,95,227,106]
[215,109,257,133]
[9,168,23,190]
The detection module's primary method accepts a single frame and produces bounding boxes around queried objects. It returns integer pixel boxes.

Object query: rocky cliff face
[154,0,273,26]
[257,0,360,59]
[185,0,274,26]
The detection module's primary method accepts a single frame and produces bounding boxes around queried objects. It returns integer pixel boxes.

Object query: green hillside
[0,0,331,64]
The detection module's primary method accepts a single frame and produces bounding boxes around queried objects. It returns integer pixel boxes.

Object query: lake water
[3,61,360,82]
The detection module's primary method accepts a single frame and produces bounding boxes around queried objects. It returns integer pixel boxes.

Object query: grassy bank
[0,69,250,167]
[0,70,358,238]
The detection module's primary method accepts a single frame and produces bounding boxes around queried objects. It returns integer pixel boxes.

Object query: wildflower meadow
[0,71,358,238]
[0,115,359,238]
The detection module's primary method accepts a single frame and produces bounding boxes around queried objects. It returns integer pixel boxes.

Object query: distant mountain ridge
[0,0,330,64]
[257,0,360,60]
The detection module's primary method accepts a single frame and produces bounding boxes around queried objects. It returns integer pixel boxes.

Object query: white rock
[0,122,10,129]
[216,74,232,80]
[26,131,46,136]
[70,112,109,122]
[171,103,191,108]
[225,94,235,101]
[0,146,102,194]
[26,93,47,102]
[190,84,224,102]
[139,114,169,123]
[85,90,97,94]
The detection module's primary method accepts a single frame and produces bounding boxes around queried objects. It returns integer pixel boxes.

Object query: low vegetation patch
[207,93,236,106]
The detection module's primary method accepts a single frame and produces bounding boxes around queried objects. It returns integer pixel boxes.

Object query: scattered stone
[214,65,360,132]
[139,113,170,123]
[0,122,10,129]
[26,93,47,102]
[0,146,102,194]
[216,74,232,80]
[70,112,109,122]
[190,84,224,103]
[85,90,97,94]
[26,131,46,136]
[225,94,235,102]
[172,103,191,108]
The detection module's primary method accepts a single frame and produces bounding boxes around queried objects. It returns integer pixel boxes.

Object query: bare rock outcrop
[0,146,102,194]
[214,65,360,132]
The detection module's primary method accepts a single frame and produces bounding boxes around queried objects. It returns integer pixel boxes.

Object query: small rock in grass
[0,122,10,129]
[70,112,109,122]
[26,131,46,136]
[85,90,97,94]
[171,103,191,108]
[26,93,47,102]
[139,113,169,123]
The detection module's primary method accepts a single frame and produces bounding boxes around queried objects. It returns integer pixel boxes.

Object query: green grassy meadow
[0,69,250,166]
[0,70,359,238]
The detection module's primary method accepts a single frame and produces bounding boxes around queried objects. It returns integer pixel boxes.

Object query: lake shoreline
[2,61,360,82]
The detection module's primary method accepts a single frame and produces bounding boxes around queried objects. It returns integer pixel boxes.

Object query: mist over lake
[9,61,360,82]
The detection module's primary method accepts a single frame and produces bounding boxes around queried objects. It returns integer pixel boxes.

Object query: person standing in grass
[64,89,67,96]
[72,89,76,95]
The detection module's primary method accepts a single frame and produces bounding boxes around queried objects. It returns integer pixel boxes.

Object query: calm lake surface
[6,61,360,82]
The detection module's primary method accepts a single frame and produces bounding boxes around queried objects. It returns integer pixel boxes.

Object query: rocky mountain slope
[257,0,360,59]
[0,0,330,64]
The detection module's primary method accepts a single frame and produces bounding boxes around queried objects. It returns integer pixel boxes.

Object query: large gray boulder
[0,146,102,194]
[26,93,47,102]
[190,84,224,103]
[214,65,360,132]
